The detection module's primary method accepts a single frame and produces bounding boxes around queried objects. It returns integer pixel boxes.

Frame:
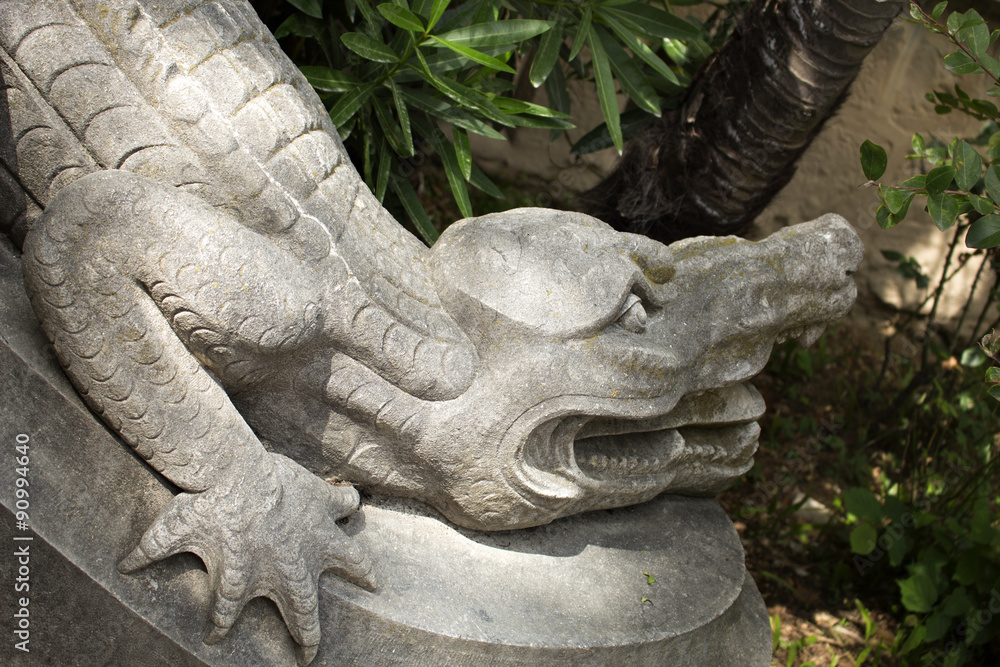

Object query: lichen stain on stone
[630,252,676,285]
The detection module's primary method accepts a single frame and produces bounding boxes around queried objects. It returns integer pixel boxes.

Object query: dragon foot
[119,454,374,666]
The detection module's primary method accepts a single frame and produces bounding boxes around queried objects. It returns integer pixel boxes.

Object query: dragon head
[393,208,862,530]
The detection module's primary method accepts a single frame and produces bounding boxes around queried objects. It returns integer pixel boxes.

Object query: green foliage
[267,0,745,243]
[760,320,1000,665]
[789,6,1000,649]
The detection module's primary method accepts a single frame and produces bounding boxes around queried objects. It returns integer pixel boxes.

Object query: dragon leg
[22,169,373,666]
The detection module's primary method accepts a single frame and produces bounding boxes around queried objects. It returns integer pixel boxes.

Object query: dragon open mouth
[516,383,765,511]
[574,422,759,479]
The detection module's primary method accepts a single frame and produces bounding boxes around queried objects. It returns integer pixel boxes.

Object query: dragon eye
[617,294,647,333]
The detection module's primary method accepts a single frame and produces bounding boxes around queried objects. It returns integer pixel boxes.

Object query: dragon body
[0,1,862,663]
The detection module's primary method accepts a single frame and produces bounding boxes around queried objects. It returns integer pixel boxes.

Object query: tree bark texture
[583,0,907,242]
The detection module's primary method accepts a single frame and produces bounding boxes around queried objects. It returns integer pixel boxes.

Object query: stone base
[0,240,770,666]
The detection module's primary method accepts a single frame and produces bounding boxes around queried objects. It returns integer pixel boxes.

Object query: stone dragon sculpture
[0,1,862,663]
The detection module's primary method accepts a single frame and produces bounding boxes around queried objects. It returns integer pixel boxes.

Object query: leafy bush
[259,0,745,243]
[844,3,1000,663]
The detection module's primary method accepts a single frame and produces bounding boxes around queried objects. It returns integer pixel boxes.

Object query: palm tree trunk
[583,0,907,242]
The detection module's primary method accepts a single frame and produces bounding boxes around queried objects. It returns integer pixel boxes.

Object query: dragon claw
[119,453,372,665]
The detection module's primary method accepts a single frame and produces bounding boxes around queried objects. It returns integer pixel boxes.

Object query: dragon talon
[294,643,319,667]
[204,622,231,645]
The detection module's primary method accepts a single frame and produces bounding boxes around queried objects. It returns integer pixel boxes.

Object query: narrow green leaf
[391,175,439,245]
[337,114,358,141]
[377,3,425,32]
[966,214,1000,247]
[491,97,571,118]
[288,0,322,19]
[569,7,592,62]
[355,0,384,33]
[899,174,927,189]
[881,249,906,262]
[428,0,451,30]
[662,38,687,66]
[505,114,575,130]
[603,5,700,40]
[436,19,552,48]
[600,10,679,85]
[927,193,962,230]
[429,131,473,218]
[545,60,570,114]
[299,66,360,92]
[470,0,498,24]
[529,23,563,88]
[372,96,409,157]
[932,1,948,19]
[452,127,472,180]
[860,140,888,180]
[388,80,414,156]
[588,25,622,154]
[475,78,516,94]
[275,14,323,39]
[570,108,655,155]
[429,35,516,73]
[412,0,434,18]
[925,165,955,194]
[544,61,570,140]
[375,138,391,202]
[469,163,503,198]
[943,51,980,75]
[985,166,1000,203]
[594,25,660,116]
[953,140,983,190]
[341,32,398,63]
[423,43,513,72]
[362,121,373,187]
[397,87,507,140]
[328,83,376,127]
[412,50,515,127]
[435,2,478,32]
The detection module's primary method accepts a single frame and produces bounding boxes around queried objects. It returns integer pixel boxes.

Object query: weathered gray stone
[2,242,773,664]
[1,1,862,663]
